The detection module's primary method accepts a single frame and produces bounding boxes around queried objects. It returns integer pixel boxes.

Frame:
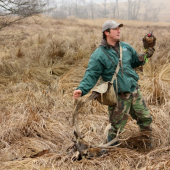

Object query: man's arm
[73,51,104,98]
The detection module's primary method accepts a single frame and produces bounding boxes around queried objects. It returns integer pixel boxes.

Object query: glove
[145,47,155,58]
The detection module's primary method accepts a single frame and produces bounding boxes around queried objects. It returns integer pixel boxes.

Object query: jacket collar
[100,38,120,48]
[100,39,120,55]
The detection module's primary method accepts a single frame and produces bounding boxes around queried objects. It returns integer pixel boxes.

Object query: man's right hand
[73,89,82,99]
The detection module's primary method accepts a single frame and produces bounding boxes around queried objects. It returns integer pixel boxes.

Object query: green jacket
[77,41,144,96]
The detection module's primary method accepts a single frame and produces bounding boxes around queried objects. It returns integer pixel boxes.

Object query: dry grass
[0,15,170,169]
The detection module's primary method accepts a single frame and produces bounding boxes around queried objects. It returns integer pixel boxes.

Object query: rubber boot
[141,131,153,150]
[145,134,153,149]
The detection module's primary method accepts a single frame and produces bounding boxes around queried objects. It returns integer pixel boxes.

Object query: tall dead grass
[0,15,170,169]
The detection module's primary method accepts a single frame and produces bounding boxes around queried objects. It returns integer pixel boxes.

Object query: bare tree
[127,0,131,20]
[102,0,108,18]
[131,0,143,20]
[143,0,165,22]
[52,0,87,19]
[69,0,81,18]
[127,0,143,20]
[79,0,88,19]
[88,0,95,19]
[0,0,46,30]
[109,0,119,19]
[56,0,72,18]
[116,0,119,19]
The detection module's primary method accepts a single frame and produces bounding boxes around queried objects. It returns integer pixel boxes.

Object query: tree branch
[0,0,46,30]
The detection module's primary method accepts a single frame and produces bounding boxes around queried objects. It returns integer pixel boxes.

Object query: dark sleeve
[130,47,145,68]
[76,54,104,96]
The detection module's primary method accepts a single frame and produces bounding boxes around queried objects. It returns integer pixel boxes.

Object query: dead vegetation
[0,15,170,169]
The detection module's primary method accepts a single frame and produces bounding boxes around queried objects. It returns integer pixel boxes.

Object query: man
[73,20,154,148]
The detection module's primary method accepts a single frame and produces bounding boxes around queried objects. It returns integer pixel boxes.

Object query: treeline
[0,0,166,30]
[52,0,165,22]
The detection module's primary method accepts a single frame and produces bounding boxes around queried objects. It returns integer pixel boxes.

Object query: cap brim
[119,23,123,27]
[110,23,123,29]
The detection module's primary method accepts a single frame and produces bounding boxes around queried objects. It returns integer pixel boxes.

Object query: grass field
[0,15,170,169]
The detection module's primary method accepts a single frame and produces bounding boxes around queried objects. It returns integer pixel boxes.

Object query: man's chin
[115,38,120,41]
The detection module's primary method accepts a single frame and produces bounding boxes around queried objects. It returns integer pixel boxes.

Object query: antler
[98,129,121,148]
[72,98,85,138]
[72,93,100,138]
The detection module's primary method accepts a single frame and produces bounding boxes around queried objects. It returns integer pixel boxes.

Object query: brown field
[0,15,170,170]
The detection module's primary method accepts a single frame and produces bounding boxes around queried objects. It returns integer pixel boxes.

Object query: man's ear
[104,31,109,36]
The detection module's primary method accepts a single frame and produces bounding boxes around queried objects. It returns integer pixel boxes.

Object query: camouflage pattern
[108,86,152,140]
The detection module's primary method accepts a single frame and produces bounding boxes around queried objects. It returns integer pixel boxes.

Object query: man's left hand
[145,47,155,58]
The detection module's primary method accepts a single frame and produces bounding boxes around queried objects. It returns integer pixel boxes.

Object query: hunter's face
[108,27,121,41]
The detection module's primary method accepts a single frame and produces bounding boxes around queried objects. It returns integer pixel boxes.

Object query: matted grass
[0,15,170,169]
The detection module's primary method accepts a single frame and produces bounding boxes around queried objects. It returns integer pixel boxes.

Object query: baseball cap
[102,20,123,32]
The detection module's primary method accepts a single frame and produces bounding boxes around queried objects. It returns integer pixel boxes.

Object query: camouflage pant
[108,86,152,140]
